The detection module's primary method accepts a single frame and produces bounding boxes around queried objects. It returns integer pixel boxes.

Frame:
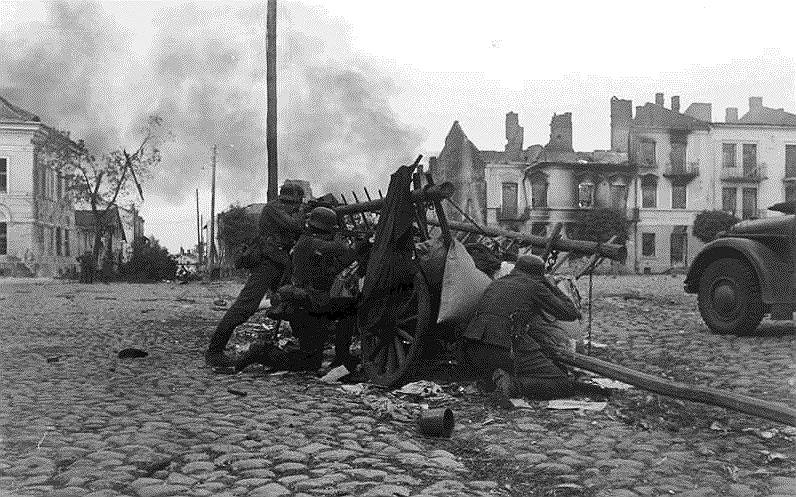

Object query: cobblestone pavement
[0,276,794,497]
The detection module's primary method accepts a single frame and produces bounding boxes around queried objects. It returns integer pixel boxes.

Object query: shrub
[122,236,177,282]
[218,204,259,263]
[569,208,628,243]
[693,210,739,243]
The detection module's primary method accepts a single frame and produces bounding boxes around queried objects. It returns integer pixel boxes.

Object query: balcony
[663,162,700,181]
[720,165,768,183]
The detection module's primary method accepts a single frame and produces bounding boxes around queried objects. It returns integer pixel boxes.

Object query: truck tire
[697,257,764,335]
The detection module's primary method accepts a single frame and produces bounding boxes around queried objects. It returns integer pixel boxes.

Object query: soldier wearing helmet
[205,183,306,369]
[236,205,359,372]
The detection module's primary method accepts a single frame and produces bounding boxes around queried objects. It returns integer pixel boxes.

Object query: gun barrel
[428,218,627,261]
[333,182,454,216]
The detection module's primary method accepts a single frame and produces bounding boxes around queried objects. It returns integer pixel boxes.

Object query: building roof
[738,106,796,126]
[633,102,710,131]
[0,95,40,123]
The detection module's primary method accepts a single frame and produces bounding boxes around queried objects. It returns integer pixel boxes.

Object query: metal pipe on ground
[554,349,796,426]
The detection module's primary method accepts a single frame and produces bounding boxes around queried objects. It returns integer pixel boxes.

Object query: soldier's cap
[279,183,305,203]
[514,254,546,274]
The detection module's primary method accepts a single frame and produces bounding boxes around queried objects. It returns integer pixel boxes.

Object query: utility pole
[266,0,278,201]
[195,188,201,264]
[209,145,217,275]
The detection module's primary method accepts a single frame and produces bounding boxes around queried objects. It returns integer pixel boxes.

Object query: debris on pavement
[320,365,350,383]
[507,398,534,409]
[396,380,444,397]
[591,377,633,390]
[117,348,149,359]
[227,388,248,397]
[46,356,61,363]
[547,399,608,411]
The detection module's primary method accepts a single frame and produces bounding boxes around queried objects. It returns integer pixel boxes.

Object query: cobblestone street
[1,276,794,497]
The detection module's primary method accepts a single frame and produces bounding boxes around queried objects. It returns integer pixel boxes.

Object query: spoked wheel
[359,271,432,387]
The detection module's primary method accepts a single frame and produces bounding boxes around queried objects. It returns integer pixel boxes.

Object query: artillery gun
[324,158,627,387]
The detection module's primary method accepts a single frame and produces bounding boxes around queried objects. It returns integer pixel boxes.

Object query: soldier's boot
[235,342,288,372]
[330,316,358,371]
[205,328,235,369]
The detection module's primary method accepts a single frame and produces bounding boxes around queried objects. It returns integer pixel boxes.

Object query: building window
[742,188,757,220]
[742,144,757,173]
[670,142,686,170]
[722,187,737,214]
[642,233,656,257]
[639,140,656,166]
[610,184,627,210]
[531,223,547,236]
[530,174,548,208]
[641,175,657,208]
[578,181,595,208]
[0,222,6,255]
[502,182,518,218]
[49,228,54,255]
[722,143,736,169]
[0,158,7,193]
[672,184,687,209]
[670,226,687,264]
[64,228,70,257]
[786,145,796,178]
[56,173,62,200]
[56,227,62,256]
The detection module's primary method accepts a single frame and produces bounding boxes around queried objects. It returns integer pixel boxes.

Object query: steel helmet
[307,206,339,232]
[279,183,305,204]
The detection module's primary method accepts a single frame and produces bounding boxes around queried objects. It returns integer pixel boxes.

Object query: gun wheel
[359,272,432,387]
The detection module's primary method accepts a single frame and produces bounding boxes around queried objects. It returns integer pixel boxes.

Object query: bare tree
[41,116,166,271]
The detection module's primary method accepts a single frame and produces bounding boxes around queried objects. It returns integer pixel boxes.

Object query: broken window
[641,175,657,208]
[670,142,686,170]
[531,223,547,236]
[786,145,796,178]
[670,226,687,264]
[0,222,6,255]
[530,174,548,208]
[610,182,628,210]
[672,184,687,209]
[722,187,737,214]
[742,144,757,174]
[64,228,70,257]
[502,182,518,218]
[642,233,656,257]
[56,227,62,256]
[639,140,656,166]
[722,143,736,169]
[742,188,757,219]
[0,158,6,193]
[578,180,595,208]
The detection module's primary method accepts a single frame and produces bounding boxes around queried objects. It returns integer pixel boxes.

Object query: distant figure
[204,183,306,369]
[77,251,95,284]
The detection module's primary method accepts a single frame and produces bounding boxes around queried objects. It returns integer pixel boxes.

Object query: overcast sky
[2,0,795,252]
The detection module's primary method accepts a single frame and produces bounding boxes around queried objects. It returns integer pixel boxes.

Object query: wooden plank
[554,350,796,426]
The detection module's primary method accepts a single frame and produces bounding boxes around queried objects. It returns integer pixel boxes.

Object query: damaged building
[431,93,796,274]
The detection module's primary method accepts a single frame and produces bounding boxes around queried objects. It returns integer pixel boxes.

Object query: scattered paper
[592,378,633,390]
[320,365,350,384]
[587,341,608,349]
[508,398,533,409]
[396,380,443,398]
[339,383,369,395]
[547,399,607,411]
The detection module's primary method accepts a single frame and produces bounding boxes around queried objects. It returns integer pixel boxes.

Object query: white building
[0,96,78,277]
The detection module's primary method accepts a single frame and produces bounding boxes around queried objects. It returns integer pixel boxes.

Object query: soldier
[460,254,601,400]
[77,251,95,284]
[235,206,360,372]
[204,183,305,368]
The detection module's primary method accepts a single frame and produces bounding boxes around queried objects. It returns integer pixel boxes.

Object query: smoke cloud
[1,0,425,206]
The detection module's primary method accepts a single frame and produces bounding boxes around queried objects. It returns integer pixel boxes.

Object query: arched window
[529,172,548,208]
[578,177,595,208]
[641,174,658,208]
[609,176,629,210]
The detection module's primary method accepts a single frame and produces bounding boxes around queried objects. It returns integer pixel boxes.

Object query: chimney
[726,107,739,123]
[547,112,574,152]
[749,97,763,112]
[655,93,664,106]
[610,97,632,152]
[504,111,524,161]
[671,96,680,113]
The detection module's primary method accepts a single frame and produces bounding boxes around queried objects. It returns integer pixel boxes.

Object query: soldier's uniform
[461,255,583,400]
[205,184,305,368]
[235,207,359,372]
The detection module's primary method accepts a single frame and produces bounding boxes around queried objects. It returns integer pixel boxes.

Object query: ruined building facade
[432,93,796,274]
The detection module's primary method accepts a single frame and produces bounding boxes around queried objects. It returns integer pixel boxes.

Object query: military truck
[685,202,796,334]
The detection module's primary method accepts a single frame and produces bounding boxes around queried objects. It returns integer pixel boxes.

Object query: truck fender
[684,238,789,305]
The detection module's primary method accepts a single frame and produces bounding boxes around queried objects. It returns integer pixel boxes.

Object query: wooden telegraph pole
[266,0,278,202]
[195,188,202,264]
[209,145,217,274]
